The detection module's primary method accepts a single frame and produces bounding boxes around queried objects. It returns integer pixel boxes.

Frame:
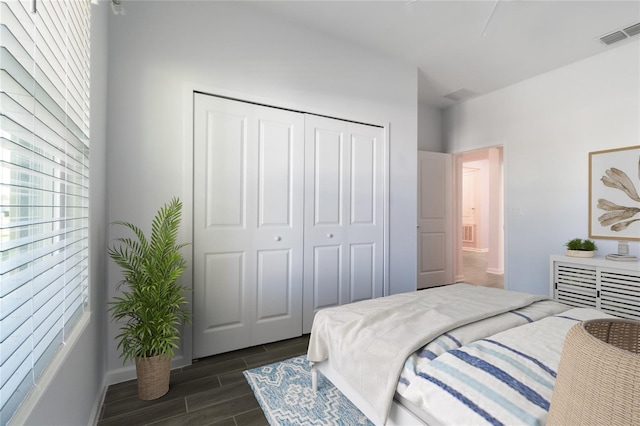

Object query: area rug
[244,355,374,425]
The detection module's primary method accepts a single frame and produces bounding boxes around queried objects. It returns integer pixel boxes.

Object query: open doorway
[455,147,504,289]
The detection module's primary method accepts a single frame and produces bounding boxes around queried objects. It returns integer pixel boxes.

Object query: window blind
[0,1,90,423]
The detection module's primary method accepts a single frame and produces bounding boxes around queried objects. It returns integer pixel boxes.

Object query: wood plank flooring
[97,267,499,426]
[98,335,309,426]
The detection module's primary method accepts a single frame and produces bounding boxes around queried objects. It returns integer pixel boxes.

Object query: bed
[307,283,614,426]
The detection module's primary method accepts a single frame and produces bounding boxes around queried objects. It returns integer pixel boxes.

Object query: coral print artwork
[589,145,640,241]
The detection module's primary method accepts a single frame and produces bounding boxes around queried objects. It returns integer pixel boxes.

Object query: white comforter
[401,308,613,425]
[397,299,570,394]
[307,284,547,425]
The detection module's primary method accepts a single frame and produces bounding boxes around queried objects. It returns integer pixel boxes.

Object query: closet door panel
[251,107,304,345]
[256,249,291,319]
[350,133,375,225]
[312,127,343,225]
[303,117,384,332]
[204,111,247,228]
[194,94,303,357]
[194,96,252,357]
[350,243,375,303]
[203,252,246,330]
[312,245,342,310]
[258,119,294,227]
[347,124,384,305]
[304,117,348,333]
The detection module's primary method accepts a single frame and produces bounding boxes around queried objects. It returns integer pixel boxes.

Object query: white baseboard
[462,247,489,253]
[105,354,188,386]
[90,380,109,426]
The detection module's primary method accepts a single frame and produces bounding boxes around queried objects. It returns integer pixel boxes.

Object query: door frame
[453,146,506,287]
[182,83,390,363]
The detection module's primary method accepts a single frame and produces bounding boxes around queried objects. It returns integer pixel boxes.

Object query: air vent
[443,88,477,102]
[599,22,640,45]
[600,31,627,45]
[623,22,640,37]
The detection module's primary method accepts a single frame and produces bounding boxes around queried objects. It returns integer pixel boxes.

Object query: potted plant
[565,238,598,258]
[108,197,190,400]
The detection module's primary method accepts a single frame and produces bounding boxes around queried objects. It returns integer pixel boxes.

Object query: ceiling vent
[599,22,640,45]
[443,88,477,102]
[623,22,640,37]
[600,31,627,45]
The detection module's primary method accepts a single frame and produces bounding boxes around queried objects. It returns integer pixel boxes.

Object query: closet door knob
[274,236,282,241]
[327,233,334,238]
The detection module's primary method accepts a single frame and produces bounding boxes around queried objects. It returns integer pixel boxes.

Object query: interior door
[417,151,454,289]
[303,116,384,332]
[193,94,304,358]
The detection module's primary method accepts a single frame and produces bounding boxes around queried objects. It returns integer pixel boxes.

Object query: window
[0,1,90,423]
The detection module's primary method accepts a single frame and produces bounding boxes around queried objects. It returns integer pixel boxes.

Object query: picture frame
[589,145,640,241]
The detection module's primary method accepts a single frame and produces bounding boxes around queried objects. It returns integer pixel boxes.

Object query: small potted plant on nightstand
[565,238,598,258]
[108,197,190,400]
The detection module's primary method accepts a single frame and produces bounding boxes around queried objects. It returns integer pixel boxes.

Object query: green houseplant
[565,238,598,258]
[108,197,190,400]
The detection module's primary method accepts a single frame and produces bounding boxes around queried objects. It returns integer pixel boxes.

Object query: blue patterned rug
[244,355,374,425]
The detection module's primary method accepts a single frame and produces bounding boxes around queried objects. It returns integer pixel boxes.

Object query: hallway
[462,250,503,288]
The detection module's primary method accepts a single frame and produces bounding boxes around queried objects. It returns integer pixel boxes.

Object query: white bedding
[397,299,570,394]
[307,284,548,424]
[400,308,614,425]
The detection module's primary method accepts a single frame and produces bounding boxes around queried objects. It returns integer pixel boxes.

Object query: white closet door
[193,94,304,358]
[303,116,384,332]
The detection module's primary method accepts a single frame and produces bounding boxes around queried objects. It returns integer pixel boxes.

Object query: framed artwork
[589,145,640,241]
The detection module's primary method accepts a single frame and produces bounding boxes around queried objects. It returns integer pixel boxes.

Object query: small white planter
[566,249,595,258]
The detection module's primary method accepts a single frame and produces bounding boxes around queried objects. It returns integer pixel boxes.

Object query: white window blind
[0,1,90,423]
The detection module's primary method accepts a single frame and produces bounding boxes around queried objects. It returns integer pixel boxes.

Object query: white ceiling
[252,1,640,108]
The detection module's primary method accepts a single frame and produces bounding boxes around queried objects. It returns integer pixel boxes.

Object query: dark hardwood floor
[98,335,310,426]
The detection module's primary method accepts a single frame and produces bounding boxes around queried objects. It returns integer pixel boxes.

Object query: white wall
[21,2,110,425]
[445,40,640,296]
[418,102,443,152]
[105,1,418,378]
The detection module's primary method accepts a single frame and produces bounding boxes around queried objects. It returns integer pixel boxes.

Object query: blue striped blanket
[397,307,614,426]
[307,284,549,424]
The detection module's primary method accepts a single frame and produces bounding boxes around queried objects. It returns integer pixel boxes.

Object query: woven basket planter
[135,355,171,400]
[547,319,640,425]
